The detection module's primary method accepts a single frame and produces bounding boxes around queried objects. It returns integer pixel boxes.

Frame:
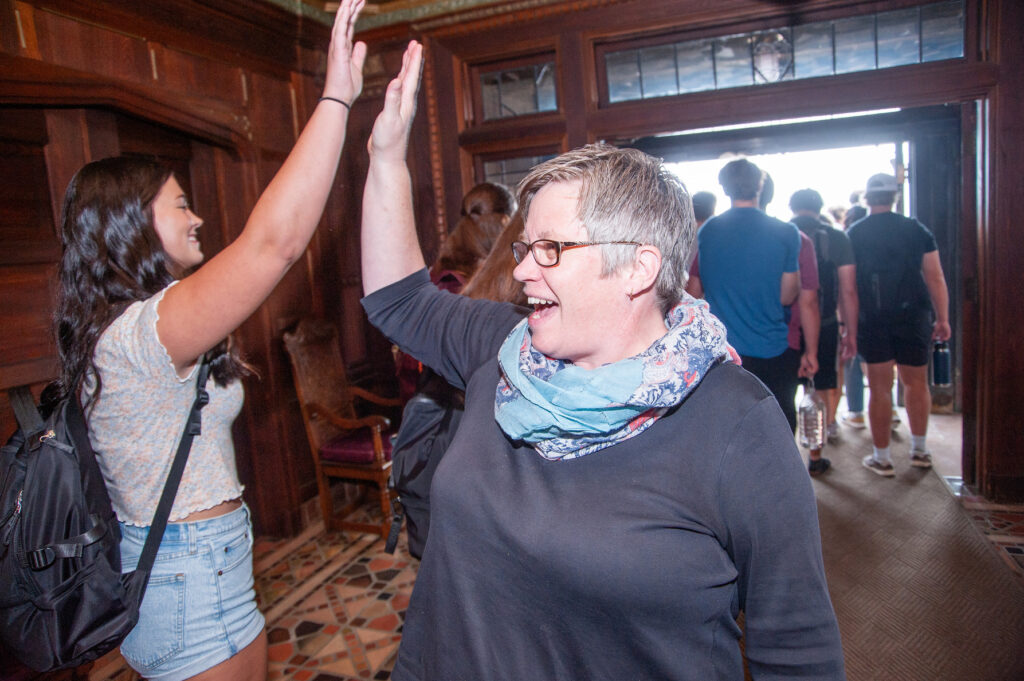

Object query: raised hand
[323,0,367,106]
[369,40,423,163]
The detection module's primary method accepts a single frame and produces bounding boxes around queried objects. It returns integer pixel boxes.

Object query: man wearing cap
[847,173,951,476]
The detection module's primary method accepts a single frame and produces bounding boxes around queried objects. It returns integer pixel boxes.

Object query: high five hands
[369,41,424,162]
[324,0,367,106]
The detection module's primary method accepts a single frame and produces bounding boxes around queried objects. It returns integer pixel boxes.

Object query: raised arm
[361,41,425,295]
[156,0,367,373]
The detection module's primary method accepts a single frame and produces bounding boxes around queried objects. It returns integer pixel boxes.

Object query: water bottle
[931,341,951,387]
[798,379,826,450]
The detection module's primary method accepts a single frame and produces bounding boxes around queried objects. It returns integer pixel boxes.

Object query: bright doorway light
[667,144,901,223]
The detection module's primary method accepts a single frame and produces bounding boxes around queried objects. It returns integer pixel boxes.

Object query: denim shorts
[119,502,265,681]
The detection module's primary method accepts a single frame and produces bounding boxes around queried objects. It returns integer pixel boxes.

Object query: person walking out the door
[847,173,951,476]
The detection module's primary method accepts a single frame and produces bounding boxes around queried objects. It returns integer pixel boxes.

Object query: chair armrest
[349,386,403,408]
[307,402,392,431]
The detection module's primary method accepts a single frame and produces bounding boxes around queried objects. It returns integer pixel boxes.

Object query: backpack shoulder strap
[8,386,43,433]
[134,355,213,576]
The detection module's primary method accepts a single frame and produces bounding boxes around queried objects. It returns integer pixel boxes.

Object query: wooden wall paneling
[153,43,248,109]
[0,107,57,441]
[8,1,42,59]
[27,0,324,79]
[31,6,153,86]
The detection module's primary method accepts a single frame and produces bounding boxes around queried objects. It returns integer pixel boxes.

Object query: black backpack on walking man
[793,215,841,325]
[0,359,210,672]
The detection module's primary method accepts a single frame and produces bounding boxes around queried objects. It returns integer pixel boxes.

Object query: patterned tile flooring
[254,527,417,681]
[953,481,1024,580]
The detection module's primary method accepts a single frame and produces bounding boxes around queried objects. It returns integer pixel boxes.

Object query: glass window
[752,30,794,83]
[641,44,679,98]
[606,49,641,103]
[714,35,753,89]
[675,39,716,93]
[834,14,876,74]
[601,1,964,104]
[483,154,557,188]
[922,1,964,62]
[793,22,834,79]
[479,62,557,121]
[536,63,557,111]
[877,7,921,68]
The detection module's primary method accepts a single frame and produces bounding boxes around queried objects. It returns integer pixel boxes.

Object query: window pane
[484,159,503,177]
[877,7,920,68]
[676,39,716,93]
[793,22,834,79]
[640,44,678,98]
[481,72,502,120]
[536,63,557,112]
[714,35,753,89]
[499,68,538,117]
[834,15,876,74]
[922,1,964,62]
[606,50,641,103]
[483,154,556,187]
[752,30,793,83]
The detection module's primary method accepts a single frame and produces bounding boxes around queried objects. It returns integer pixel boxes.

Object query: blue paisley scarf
[495,296,739,460]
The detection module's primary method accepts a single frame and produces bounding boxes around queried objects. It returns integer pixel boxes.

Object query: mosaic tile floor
[254,528,419,681]
[954,481,1024,580]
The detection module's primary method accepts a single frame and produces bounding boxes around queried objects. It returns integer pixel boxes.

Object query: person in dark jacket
[358,44,845,680]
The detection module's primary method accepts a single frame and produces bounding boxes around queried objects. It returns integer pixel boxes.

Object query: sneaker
[842,412,866,429]
[862,454,895,477]
[826,422,839,444]
[910,450,933,468]
[808,458,832,476]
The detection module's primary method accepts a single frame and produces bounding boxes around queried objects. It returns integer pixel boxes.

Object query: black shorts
[815,320,840,390]
[857,312,932,366]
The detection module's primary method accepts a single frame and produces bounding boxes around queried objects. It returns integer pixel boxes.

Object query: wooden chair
[283,318,402,538]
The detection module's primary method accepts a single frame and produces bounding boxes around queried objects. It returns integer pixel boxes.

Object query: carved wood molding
[0,53,254,152]
[422,39,449,244]
[416,0,625,37]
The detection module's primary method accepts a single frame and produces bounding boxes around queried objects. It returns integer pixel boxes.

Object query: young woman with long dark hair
[53,2,376,679]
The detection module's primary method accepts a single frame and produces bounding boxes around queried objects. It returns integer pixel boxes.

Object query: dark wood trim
[0,54,252,152]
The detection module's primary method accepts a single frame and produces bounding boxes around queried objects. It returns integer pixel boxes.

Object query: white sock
[873,446,892,464]
[911,435,927,452]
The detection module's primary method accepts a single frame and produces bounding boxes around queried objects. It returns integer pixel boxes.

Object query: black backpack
[854,216,931,318]
[794,216,840,325]
[385,369,463,559]
[0,359,210,672]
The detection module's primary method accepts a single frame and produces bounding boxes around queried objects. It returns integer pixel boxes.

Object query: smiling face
[512,180,641,369]
[152,176,204,275]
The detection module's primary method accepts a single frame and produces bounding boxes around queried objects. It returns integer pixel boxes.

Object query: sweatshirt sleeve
[718,397,847,680]
[361,269,527,391]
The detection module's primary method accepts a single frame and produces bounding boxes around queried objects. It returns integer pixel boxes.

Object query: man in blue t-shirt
[688,159,801,430]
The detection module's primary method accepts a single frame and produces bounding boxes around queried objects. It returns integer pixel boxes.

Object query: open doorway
[631,104,965,479]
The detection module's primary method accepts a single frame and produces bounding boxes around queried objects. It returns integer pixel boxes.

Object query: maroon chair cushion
[320,431,392,464]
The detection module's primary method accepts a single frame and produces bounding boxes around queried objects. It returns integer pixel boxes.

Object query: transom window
[603,0,964,104]
[478,59,558,121]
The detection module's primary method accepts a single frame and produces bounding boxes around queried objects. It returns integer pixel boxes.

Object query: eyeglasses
[510,239,641,267]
